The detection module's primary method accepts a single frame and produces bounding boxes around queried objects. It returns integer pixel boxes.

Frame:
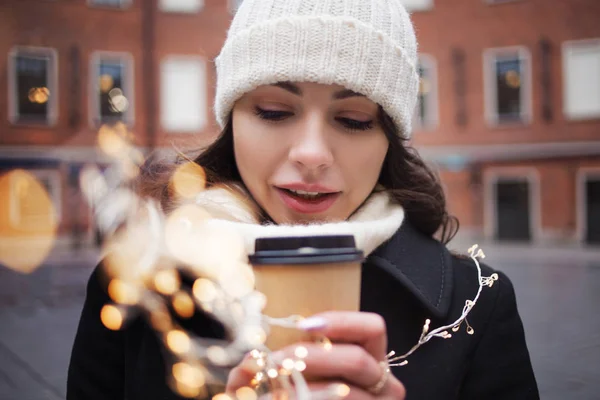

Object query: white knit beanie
[214,0,419,138]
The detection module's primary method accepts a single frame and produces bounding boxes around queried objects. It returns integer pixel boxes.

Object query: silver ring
[368,361,390,395]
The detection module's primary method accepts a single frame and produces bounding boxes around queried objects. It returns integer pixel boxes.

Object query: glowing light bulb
[100,304,123,331]
[154,269,180,295]
[166,330,191,354]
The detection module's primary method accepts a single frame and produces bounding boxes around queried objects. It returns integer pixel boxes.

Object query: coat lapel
[367,221,454,319]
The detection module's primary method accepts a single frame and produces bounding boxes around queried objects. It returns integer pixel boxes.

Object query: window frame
[414,54,439,131]
[87,0,132,9]
[89,51,135,128]
[562,38,600,121]
[483,46,533,127]
[228,0,244,14]
[8,46,59,126]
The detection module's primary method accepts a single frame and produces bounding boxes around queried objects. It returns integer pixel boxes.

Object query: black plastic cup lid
[249,235,364,265]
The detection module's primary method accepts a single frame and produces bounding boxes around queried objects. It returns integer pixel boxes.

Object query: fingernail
[297,316,328,331]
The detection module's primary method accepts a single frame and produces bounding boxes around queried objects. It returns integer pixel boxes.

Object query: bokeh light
[166,330,191,354]
[97,124,129,158]
[0,170,58,274]
[235,387,257,400]
[175,381,201,399]
[108,279,140,305]
[206,345,229,365]
[281,358,295,371]
[212,394,233,400]
[28,87,50,104]
[99,74,114,93]
[333,383,351,398]
[171,162,207,199]
[172,291,195,318]
[294,360,307,372]
[154,269,181,295]
[101,304,124,331]
[192,278,218,303]
[294,346,308,359]
[172,362,205,388]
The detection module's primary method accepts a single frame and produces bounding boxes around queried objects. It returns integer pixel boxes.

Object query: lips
[275,184,341,214]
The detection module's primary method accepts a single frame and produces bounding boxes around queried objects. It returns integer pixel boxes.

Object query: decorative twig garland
[82,124,498,400]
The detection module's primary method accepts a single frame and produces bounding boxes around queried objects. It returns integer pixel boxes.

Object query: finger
[300,377,406,400]
[297,312,388,361]
[268,380,404,400]
[300,382,375,400]
[272,343,382,391]
[225,352,263,393]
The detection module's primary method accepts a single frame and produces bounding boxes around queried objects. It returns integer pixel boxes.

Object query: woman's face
[232,82,389,224]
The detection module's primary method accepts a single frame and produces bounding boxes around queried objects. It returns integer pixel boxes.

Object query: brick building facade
[0,0,238,247]
[1,0,599,247]
[408,0,600,245]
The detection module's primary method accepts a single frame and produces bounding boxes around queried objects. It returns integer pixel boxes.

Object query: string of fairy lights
[79,123,497,399]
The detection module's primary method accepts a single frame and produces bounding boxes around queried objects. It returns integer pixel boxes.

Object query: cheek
[346,135,388,182]
[232,111,279,190]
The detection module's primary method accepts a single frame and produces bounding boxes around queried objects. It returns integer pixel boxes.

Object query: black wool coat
[67,222,540,399]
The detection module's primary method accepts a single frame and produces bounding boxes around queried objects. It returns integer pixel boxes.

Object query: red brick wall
[410,0,600,147]
[0,0,150,147]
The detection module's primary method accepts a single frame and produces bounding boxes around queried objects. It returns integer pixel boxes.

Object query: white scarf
[194,186,405,257]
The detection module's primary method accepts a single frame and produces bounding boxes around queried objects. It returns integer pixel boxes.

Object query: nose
[288,118,334,173]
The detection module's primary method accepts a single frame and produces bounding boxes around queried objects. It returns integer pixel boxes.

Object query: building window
[9,169,61,230]
[399,0,434,12]
[229,0,243,14]
[90,52,134,126]
[484,47,532,125]
[160,56,207,133]
[88,0,131,8]
[8,47,58,125]
[415,55,439,130]
[159,0,204,13]
[563,39,600,120]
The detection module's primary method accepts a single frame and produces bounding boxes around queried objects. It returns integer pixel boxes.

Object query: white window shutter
[564,42,600,119]
[159,0,203,13]
[161,57,207,133]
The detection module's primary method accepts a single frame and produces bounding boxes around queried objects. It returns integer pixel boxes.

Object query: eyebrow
[272,82,302,95]
[333,89,365,100]
[270,82,366,100]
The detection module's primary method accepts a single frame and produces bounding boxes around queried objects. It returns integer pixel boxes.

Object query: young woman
[67,1,539,399]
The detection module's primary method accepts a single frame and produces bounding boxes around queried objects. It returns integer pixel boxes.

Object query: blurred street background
[1,0,600,399]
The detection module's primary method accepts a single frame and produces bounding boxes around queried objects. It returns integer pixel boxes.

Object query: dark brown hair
[137,108,459,244]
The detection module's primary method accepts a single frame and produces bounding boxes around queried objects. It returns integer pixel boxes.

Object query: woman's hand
[227,311,406,399]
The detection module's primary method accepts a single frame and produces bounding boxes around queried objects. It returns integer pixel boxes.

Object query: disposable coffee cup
[248,235,364,350]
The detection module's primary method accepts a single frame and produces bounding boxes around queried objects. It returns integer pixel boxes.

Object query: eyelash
[254,107,292,121]
[253,107,374,132]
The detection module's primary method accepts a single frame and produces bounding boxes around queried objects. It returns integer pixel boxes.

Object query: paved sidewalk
[0,246,98,400]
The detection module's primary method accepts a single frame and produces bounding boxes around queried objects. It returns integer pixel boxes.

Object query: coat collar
[367,221,454,319]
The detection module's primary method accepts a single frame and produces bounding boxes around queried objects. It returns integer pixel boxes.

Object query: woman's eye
[254,107,293,121]
[336,117,374,131]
